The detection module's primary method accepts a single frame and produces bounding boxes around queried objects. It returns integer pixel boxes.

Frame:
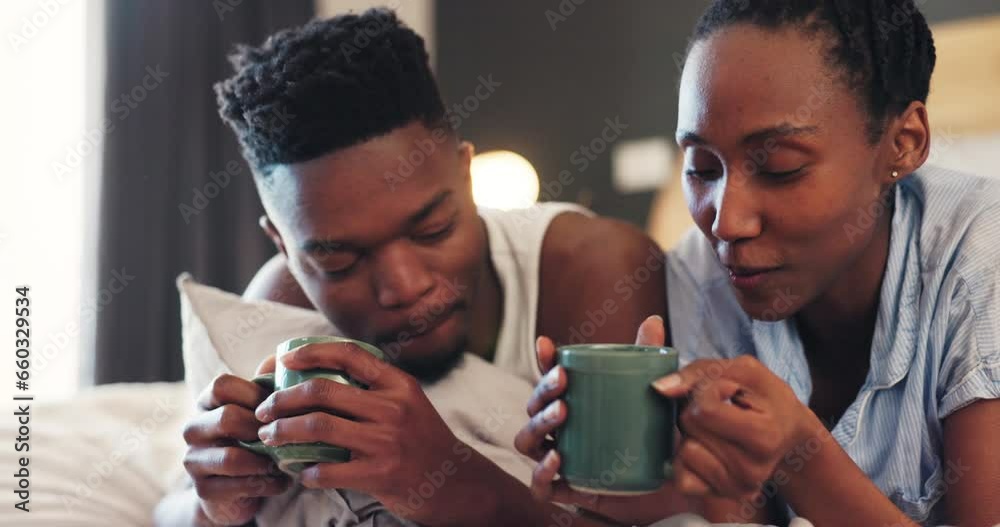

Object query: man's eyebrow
[299,190,453,254]
[676,124,820,146]
[407,189,452,225]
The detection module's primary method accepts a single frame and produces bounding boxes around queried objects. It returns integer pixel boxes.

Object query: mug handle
[250,372,276,393]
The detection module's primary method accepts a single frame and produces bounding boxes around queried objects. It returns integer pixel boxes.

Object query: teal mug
[556,344,679,495]
[239,336,386,474]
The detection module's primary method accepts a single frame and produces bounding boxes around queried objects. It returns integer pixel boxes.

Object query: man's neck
[466,219,503,362]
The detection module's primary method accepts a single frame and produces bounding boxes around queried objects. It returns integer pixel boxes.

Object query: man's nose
[371,244,434,309]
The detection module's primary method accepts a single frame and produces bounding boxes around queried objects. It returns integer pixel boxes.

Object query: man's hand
[253,342,479,525]
[514,315,691,525]
[181,370,291,526]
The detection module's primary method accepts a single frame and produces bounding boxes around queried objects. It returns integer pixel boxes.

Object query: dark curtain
[94,1,315,384]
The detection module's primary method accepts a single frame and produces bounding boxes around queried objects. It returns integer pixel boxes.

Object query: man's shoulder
[537,212,667,343]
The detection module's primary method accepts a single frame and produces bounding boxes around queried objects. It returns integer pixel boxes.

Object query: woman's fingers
[515,400,566,460]
[672,454,713,496]
[530,450,561,501]
[536,336,558,375]
[635,315,666,346]
[526,366,567,416]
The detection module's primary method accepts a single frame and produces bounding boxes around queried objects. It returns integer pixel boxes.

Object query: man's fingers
[184,446,280,478]
[198,373,270,411]
[255,355,277,376]
[258,411,377,453]
[194,473,291,503]
[298,459,377,490]
[635,315,666,347]
[530,450,561,501]
[184,405,262,445]
[526,366,566,417]
[280,342,400,389]
[254,377,380,423]
[536,336,557,375]
[514,400,566,460]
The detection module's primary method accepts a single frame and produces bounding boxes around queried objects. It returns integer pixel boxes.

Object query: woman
[515,1,1000,525]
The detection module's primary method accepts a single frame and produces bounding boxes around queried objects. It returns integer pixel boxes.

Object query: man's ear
[458,140,475,183]
[886,101,931,180]
[259,215,287,257]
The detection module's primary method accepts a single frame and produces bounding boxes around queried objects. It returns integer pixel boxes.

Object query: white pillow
[176,272,340,400]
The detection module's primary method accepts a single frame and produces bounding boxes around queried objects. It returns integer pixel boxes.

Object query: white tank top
[478,202,594,383]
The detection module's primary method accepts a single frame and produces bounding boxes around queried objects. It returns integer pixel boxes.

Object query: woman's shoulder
[904,165,1000,283]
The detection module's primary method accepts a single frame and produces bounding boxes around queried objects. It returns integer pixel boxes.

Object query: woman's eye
[760,166,805,179]
[413,222,454,243]
[685,169,721,181]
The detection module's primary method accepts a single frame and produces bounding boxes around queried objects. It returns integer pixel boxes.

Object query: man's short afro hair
[214,8,447,175]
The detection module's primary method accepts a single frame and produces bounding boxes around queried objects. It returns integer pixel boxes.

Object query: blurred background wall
[5,0,1000,396]
[434,0,1000,228]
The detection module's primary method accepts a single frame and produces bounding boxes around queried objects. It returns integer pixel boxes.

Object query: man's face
[261,122,486,379]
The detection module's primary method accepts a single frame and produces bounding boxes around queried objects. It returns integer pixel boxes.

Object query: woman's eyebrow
[675,124,820,147]
[741,123,820,145]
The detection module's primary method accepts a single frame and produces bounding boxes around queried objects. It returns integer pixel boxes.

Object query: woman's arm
[943,398,1000,526]
[777,412,917,527]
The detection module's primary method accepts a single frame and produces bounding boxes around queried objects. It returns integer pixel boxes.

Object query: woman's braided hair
[691,0,937,144]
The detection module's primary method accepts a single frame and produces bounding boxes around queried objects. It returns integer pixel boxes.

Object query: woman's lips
[726,266,780,290]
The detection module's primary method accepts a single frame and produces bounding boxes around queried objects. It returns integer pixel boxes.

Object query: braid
[690,0,936,145]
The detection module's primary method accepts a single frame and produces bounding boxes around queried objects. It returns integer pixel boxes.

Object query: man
[155,8,666,526]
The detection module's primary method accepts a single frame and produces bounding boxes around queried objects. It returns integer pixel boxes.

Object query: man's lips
[376,301,463,342]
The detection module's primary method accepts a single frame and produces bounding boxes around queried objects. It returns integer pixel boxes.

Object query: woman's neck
[796,211,893,370]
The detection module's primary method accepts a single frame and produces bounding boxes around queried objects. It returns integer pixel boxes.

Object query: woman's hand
[653,355,823,501]
[514,315,691,526]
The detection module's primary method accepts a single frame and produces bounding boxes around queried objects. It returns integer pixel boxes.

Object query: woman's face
[677,25,899,321]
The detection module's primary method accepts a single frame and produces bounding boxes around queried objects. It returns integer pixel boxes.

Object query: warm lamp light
[470,150,540,210]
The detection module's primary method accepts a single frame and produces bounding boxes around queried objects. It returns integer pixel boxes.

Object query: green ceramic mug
[556,344,679,495]
[239,336,386,474]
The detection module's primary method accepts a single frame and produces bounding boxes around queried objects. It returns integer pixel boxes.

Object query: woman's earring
[891,170,900,179]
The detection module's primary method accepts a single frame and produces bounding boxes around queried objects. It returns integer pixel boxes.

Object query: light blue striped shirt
[666,165,1000,525]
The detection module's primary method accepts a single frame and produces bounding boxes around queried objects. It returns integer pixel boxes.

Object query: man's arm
[537,213,669,346]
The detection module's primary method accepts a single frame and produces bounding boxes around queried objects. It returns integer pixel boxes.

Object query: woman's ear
[259,215,287,257]
[888,101,931,178]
